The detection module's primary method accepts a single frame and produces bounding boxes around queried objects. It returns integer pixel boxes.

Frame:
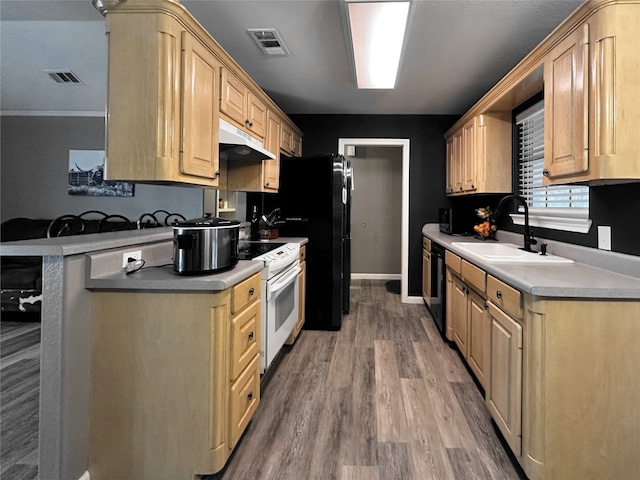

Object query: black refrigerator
[249,153,352,330]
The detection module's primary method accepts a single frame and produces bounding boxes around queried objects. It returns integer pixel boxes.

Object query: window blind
[516,101,589,216]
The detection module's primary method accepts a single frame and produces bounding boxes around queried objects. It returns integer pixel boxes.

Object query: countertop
[85,236,308,292]
[422,224,640,299]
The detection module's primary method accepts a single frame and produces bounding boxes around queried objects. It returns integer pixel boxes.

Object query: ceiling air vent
[45,70,84,85]
[247,29,290,56]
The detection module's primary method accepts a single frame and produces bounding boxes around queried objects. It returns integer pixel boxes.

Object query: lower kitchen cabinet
[89,272,261,479]
[286,245,306,345]
[484,274,640,480]
[486,299,523,456]
[447,257,491,391]
[422,237,432,306]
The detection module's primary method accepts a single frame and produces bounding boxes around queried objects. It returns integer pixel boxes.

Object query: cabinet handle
[496,290,502,299]
[484,302,489,310]
[215,170,220,178]
[265,182,270,187]
[245,119,254,128]
[471,184,475,189]
[249,287,254,296]
[543,169,549,177]
[247,391,254,401]
[248,331,254,341]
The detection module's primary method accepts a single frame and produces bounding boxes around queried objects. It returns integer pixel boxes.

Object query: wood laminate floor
[0,281,526,480]
[211,280,525,480]
[0,320,40,480]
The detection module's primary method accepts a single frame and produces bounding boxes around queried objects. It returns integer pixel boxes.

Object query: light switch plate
[597,226,611,251]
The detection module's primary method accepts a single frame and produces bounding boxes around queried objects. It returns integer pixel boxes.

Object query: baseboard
[78,471,90,480]
[351,273,401,280]
[405,295,424,304]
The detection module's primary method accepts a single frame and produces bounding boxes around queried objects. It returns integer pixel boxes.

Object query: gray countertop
[86,260,265,292]
[0,227,174,256]
[85,236,308,292]
[422,224,640,299]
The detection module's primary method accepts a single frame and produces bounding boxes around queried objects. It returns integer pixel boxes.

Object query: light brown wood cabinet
[544,4,640,185]
[486,299,523,456]
[421,237,432,307]
[286,245,307,345]
[89,272,262,479]
[102,0,302,190]
[220,67,267,140]
[227,108,282,192]
[104,11,221,187]
[446,1,640,189]
[447,257,491,390]
[281,120,303,157]
[484,273,640,480]
[445,113,511,196]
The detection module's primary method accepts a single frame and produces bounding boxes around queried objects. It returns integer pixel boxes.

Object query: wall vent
[45,70,84,85]
[247,29,290,56]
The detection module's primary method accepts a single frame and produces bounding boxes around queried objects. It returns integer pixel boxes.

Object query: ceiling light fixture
[346,1,411,89]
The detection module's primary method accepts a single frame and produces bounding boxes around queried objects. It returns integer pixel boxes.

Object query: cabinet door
[445,135,454,194]
[461,118,477,192]
[247,92,267,139]
[263,111,281,191]
[220,68,248,127]
[451,274,469,357]
[422,249,432,307]
[180,32,220,180]
[452,130,464,193]
[487,301,523,455]
[467,290,490,390]
[544,24,589,180]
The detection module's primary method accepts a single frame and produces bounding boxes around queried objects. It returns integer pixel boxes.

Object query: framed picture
[68,150,134,197]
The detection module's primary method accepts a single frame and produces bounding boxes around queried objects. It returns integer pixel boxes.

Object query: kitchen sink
[451,242,574,264]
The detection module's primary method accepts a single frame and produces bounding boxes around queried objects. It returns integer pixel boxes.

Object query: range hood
[219,118,276,161]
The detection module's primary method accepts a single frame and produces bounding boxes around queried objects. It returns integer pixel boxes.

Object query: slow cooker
[172,213,240,274]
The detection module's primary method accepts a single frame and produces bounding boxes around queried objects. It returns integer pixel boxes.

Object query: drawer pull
[249,287,255,296]
[496,290,502,299]
[248,331,254,341]
[247,391,254,401]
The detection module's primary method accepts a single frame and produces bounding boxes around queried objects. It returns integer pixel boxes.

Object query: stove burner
[238,241,286,260]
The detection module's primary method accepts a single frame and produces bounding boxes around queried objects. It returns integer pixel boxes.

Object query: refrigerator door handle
[342,187,347,205]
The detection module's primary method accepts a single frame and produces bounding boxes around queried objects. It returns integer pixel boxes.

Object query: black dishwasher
[429,242,447,340]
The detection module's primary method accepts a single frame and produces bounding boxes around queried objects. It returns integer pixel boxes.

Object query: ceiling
[0,0,585,116]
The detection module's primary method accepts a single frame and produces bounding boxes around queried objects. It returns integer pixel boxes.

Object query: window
[513,100,592,233]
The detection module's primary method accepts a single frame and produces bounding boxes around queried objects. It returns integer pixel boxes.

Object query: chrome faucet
[490,194,537,252]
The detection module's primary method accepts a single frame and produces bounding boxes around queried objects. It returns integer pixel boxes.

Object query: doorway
[338,138,410,303]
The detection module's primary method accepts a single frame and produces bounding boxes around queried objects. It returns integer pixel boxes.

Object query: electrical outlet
[597,226,611,251]
[122,250,142,268]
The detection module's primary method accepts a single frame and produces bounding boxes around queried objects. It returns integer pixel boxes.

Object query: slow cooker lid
[174,213,241,228]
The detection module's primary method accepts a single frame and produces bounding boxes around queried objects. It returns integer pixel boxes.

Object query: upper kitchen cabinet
[544,3,640,185]
[227,109,281,192]
[445,113,511,196]
[220,68,267,140]
[100,0,302,189]
[281,120,303,158]
[445,0,640,191]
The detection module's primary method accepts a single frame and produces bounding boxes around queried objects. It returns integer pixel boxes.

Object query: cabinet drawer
[299,244,306,263]
[445,250,462,274]
[487,275,522,319]
[462,260,486,294]
[230,300,261,381]
[229,354,260,448]
[231,272,261,314]
[423,237,431,251]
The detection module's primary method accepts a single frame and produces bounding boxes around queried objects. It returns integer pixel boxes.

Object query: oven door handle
[268,264,301,297]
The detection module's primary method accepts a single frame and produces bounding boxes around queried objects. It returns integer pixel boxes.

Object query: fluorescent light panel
[347,1,410,89]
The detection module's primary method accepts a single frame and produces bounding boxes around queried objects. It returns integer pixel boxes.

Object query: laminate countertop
[85,236,308,292]
[422,224,640,299]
